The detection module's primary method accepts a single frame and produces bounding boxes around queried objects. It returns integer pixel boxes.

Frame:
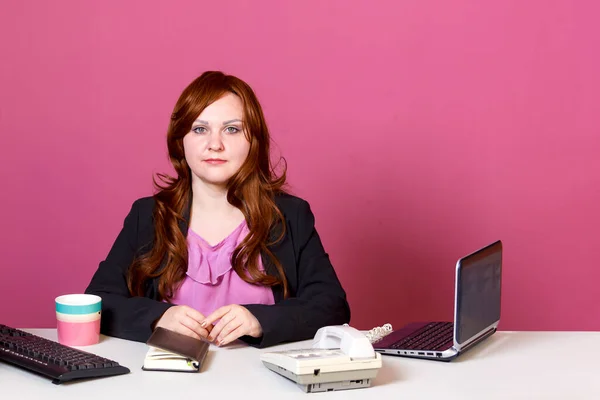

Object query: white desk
[1,330,598,399]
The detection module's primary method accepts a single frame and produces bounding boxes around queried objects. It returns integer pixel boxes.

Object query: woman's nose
[207,132,224,151]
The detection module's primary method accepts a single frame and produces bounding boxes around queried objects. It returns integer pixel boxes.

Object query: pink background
[1,1,599,331]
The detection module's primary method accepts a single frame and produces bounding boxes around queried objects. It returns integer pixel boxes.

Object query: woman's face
[183,93,250,189]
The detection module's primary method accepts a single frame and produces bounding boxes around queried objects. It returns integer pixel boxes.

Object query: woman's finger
[217,324,246,346]
[208,311,236,342]
[180,315,210,338]
[184,306,207,325]
[215,317,244,345]
[167,321,202,340]
[202,305,231,328]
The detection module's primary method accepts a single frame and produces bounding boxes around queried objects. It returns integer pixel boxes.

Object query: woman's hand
[154,305,212,339]
[202,305,262,346]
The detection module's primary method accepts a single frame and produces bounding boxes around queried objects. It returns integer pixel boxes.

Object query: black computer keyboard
[0,324,130,384]
[390,322,454,351]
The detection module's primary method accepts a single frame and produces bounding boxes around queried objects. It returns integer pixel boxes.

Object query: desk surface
[1,330,598,399]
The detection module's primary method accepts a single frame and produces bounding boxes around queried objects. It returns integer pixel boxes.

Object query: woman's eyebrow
[192,119,243,125]
[222,119,243,125]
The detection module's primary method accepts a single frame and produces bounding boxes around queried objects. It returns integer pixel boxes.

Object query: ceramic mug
[55,294,102,346]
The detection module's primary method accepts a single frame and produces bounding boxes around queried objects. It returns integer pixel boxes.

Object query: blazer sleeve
[243,200,351,348]
[85,200,173,343]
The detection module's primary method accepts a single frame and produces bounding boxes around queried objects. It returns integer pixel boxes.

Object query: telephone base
[262,361,378,392]
[303,379,373,393]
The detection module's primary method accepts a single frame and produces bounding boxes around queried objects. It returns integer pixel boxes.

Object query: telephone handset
[260,325,382,393]
[312,325,376,359]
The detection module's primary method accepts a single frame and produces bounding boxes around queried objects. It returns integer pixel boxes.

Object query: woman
[85,71,350,348]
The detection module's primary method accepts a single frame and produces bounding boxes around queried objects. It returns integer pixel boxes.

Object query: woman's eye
[192,126,207,134]
[225,126,240,134]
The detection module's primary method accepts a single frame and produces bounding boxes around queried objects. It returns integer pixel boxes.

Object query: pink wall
[1,0,599,332]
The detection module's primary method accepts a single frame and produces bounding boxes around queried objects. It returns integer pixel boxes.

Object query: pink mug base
[57,319,100,346]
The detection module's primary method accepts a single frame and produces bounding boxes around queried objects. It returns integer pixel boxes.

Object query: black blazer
[85,193,350,348]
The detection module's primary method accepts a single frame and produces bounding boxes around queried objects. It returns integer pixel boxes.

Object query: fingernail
[200,321,207,328]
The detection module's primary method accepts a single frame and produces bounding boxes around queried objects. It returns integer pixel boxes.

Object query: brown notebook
[142,327,210,372]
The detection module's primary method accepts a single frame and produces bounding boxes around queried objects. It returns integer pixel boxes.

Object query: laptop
[373,240,503,361]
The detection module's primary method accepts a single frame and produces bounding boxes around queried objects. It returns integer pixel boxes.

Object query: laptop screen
[455,241,503,345]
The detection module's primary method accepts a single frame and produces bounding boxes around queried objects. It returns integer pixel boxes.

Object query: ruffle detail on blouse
[185,221,248,285]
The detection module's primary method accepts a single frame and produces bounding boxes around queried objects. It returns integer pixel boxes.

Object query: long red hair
[127,71,288,300]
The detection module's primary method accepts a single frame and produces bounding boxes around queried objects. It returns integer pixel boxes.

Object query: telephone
[260,325,382,393]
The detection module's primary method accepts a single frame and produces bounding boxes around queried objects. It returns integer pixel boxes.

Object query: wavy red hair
[127,71,288,300]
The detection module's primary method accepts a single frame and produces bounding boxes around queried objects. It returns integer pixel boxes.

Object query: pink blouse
[170,221,275,316]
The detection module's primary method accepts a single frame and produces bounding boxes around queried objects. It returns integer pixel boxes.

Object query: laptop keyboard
[390,322,454,351]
